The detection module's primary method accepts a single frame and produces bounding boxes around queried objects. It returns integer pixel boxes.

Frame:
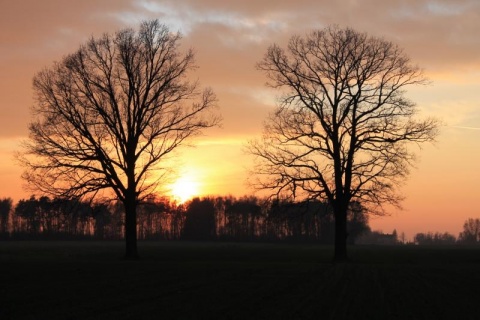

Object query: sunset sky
[1,0,479,240]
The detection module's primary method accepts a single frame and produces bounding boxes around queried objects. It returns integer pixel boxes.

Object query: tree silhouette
[14,196,42,235]
[250,26,438,261]
[347,201,370,244]
[414,232,457,245]
[459,218,480,244]
[183,197,216,240]
[0,198,12,238]
[19,20,219,258]
[224,197,262,240]
[7,194,374,243]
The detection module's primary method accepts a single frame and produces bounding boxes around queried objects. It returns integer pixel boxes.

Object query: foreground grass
[1,242,479,319]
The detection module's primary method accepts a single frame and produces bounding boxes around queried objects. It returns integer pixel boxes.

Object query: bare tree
[20,20,219,259]
[250,26,438,261]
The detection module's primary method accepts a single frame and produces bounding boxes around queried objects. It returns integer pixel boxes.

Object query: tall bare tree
[250,26,438,261]
[20,20,219,259]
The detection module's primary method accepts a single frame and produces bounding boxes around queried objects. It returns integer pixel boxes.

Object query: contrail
[450,125,480,130]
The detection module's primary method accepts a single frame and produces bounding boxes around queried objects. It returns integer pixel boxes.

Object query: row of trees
[412,218,480,245]
[2,196,479,245]
[413,232,457,245]
[0,196,369,243]
[352,227,480,246]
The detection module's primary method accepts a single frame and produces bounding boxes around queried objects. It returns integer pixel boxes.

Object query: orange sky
[1,0,479,240]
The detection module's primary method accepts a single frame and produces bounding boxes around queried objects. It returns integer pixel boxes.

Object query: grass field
[1,241,480,319]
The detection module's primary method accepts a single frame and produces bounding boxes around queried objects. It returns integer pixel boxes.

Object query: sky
[1,0,479,240]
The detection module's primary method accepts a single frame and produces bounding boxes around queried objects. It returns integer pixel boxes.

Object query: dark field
[1,242,480,319]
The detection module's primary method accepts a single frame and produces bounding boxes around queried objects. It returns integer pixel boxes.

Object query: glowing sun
[170,176,199,204]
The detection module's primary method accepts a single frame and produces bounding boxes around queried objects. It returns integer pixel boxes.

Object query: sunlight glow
[170,175,199,204]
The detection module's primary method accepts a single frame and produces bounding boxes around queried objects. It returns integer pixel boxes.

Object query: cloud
[3,0,479,142]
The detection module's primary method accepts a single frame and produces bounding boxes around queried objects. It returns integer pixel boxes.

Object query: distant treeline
[412,218,480,245]
[0,197,478,245]
[0,196,369,243]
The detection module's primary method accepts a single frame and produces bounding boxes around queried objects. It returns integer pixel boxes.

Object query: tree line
[412,218,480,245]
[360,219,480,246]
[0,196,368,243]
[2,196,478,245]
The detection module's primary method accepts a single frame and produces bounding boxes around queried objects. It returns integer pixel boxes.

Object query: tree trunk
[124,196,139,260]
[333,205,348,262]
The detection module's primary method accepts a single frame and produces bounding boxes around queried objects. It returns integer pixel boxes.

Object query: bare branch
[20,19,220,211]
[250,26,439,215]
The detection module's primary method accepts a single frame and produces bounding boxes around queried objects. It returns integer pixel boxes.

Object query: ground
[1,241,479,319]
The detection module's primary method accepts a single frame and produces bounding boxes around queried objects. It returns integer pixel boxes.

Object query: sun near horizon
[169,174,200,204]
